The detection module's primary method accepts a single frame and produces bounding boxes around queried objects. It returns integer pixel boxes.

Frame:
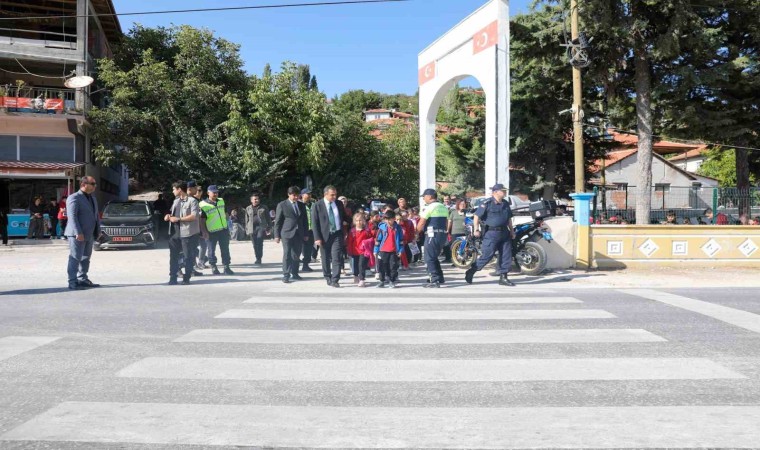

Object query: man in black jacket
[311,185,347,288]
[274,186,309,283]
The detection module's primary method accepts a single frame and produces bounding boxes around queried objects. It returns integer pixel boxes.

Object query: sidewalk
[1,239,756,289]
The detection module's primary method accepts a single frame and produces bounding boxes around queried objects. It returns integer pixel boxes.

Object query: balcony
[0,85,83,115]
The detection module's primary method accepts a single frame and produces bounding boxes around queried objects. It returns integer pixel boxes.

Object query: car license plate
[112,236,133,242]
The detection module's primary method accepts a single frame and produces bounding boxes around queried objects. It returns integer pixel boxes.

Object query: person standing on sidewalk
[57,197,68,240]
[47,198,59,239]
[187,181,207,274]
[0,207,9,246]
[165,181,201,285]
[245,192,270,266]
[199,185,234,276]
[300,188,316,272]
[416,188,449,288]
[27,197,45,239]
[64,176,101,290]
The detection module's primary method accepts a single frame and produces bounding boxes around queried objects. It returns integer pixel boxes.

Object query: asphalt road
[0,240,759,449]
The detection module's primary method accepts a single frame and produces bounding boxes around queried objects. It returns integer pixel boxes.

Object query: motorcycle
[450,216,553,276]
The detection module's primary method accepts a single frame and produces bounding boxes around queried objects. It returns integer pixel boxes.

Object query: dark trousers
[281,237,303,278]
[28,217,44,239]
[50,217,59,237]
[377,251,399,282]
[351,254,368,280]
[251,234,264,262]
[59,219,67,237]
[207,230,231,267]
[474,230,513,274]
[424,235,446,283]
[320,232,345,283]
[302,233,314,265]
[169,234,200,281]
[1,221,8,245]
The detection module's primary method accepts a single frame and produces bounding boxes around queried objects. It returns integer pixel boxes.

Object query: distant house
[668,147,710,173]
[364,109,394,122]
[590,132,718,211]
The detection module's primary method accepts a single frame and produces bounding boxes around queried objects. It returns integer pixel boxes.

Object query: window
[19,137,74,162]
[655,183,671,192]
[0,135,16,160]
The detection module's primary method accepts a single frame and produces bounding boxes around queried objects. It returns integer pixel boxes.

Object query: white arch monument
[418,0,510,194]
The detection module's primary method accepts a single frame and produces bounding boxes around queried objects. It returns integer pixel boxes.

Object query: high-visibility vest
[199,198,228,233]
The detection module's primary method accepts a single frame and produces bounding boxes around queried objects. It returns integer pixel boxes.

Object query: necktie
[328,202,337,232]
[292,202,299,216]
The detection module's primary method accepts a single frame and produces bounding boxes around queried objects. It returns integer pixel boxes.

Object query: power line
[0,0,410,21]
[584,123,760,153]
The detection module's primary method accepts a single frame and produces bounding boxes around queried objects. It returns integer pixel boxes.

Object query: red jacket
[347,227,372,256]
[399,219,415,243]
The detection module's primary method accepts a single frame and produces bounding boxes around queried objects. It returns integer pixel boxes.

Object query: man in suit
[64,176,101,290]
[274,186,309,283]
[245,192,271,266]
[312,185,347,288]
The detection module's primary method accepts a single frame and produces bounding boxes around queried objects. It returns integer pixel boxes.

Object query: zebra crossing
[2,287,758,448]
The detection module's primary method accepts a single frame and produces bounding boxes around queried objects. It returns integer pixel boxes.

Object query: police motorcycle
[450,201,555,276]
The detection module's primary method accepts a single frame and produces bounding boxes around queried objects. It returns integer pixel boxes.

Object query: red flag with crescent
[473,21,498,55]
[418,61,436,86]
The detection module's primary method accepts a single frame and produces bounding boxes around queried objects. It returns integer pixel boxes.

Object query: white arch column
[418,0,510,194]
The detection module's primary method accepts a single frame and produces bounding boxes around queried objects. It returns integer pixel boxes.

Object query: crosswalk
[1,286,757,448]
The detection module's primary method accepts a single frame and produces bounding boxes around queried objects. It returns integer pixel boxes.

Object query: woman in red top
[57,197,68,240]
[346,212,372,287]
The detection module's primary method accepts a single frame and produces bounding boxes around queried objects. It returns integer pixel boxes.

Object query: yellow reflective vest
[199,198,228,233]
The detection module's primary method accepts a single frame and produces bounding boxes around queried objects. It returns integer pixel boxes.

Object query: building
[0,0,127,236]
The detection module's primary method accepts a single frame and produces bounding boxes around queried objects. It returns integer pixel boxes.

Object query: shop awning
[0,161,85,179]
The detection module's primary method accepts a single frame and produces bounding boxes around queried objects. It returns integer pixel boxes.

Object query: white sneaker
[374,273,380,280]
[388,282,397,289]
[358,280,366,288]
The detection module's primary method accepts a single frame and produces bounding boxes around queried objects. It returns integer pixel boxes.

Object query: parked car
[96,201,159,250]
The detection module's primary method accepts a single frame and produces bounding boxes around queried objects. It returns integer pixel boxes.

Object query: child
[397,212,415,270]
[374,210,404,288]
[347,212,372,287]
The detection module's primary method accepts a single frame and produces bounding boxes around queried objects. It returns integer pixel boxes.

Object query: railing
[0,85,81,114]
[592,186,760,225]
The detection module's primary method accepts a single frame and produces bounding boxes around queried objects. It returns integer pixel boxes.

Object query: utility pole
[571,0,585,193]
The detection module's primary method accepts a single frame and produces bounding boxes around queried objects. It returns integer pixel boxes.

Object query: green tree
[698,148,757,187]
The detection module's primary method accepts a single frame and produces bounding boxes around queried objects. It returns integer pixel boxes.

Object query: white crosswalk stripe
[174,328,667,344]
[3,402,760,448]
[244,296,583,304]
[215,308,616,320]
[0,336,60,362]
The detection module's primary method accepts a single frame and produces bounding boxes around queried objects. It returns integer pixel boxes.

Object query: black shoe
[282,277,291,284]
[211,266,221,275]
[77,279,100,288]
[465,266,477,284]
[168,279,178,286]
[423,282,441,288]
[224,266,235,275]
[68,284,85,290]
[181,279,191,285]
[302,265,314,272]
[253,260,262,267]
[499,275,516,287]
[291,274,303,281]
[192,270,204,276]
[325,277,331,285]
[330,281,341,288]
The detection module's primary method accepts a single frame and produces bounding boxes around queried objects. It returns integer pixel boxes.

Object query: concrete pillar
[75,0,88,112]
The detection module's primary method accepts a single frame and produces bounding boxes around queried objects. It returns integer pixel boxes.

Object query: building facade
[0,0,127,236]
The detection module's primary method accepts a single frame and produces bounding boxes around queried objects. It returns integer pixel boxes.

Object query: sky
[111,0,532,97]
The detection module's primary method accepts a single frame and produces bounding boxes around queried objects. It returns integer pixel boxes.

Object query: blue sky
[112,0,532,97]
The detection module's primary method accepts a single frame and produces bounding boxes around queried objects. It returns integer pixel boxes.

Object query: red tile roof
[668,148,709,162]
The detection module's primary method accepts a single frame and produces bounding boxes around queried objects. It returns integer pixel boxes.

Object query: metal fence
[592,186,760,224]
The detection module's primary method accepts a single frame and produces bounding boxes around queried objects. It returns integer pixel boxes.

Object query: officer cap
[491,183,508,192]
[300,188,312,195]
[422,188,437,197]
[207,185,219,193]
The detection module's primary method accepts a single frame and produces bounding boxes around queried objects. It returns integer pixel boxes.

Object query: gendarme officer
[465,183,516,287]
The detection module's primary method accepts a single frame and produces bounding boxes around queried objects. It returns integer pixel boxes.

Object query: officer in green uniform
[416,188,449,288]
[465,183,515,286]
[199,185,234,275]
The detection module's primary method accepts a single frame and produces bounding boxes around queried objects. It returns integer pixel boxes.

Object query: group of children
[345,208,420,288]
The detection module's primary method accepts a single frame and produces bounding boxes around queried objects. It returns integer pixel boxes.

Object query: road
[0,240,759,449]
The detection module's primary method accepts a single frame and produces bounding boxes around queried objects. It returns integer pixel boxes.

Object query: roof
[365,109,393,114]
[92,0,123,43]
[668,148,709,162]
[0,161,85,170]
[610,130,708,155]
[589,149,637,173]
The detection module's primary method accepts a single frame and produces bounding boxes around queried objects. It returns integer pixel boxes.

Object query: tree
[90,25,248,187]
[698,148,757,187]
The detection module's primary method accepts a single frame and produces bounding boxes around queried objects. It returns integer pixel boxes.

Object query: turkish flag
[418,61,436,86]
[473,20,498,55]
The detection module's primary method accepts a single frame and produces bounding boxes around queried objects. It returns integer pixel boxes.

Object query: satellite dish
[64,76,94,89]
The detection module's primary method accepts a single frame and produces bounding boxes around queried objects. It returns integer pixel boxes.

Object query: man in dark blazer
[274,186,309,283]
[311,185,347,287]
[64,176,101,290]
